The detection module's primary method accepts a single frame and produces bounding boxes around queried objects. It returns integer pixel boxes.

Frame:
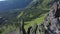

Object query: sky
[0,0,6,1]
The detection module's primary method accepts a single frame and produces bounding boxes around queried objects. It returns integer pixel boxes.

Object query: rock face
[43,2,60,34]
[20,18,26,34]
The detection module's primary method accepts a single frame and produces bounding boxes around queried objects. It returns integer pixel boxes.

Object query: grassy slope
[18,0,53,31]
[1,0,56,34]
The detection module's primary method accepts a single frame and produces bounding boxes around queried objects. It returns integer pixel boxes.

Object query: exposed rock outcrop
[43,2,60,34]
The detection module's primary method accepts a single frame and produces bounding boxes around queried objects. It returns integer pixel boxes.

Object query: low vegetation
[0,0,58,34]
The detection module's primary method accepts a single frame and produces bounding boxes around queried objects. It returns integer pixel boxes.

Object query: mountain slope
[17,0,60,30]
[0,0,60,34]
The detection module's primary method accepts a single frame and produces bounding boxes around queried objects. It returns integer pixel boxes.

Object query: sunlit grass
[24,14,46,31]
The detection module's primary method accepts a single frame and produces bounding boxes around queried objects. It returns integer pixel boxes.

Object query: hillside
[0,0,59,34]
[18,0,55,30]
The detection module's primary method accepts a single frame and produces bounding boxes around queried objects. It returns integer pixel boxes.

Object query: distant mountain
[0,0,32,11]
